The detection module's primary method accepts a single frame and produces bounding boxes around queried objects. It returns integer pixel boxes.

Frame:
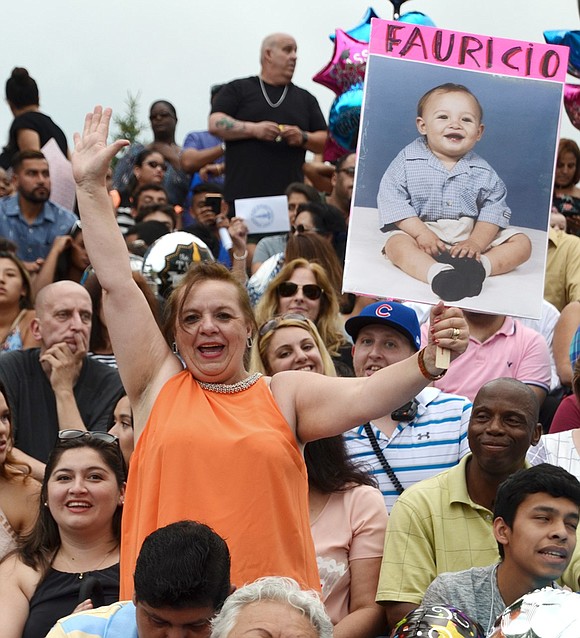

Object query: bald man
[376,378,543,630]
[209,33,327,207]
[0,280,123,464]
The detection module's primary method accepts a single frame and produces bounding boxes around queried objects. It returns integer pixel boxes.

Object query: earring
[246,336,253,349]
[172,341,179,355]
[44,502,48,507]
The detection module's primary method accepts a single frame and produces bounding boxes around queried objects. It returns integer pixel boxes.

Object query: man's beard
[20,188,49,204]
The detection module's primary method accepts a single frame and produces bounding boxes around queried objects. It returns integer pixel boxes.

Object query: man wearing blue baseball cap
[344,300,472,512]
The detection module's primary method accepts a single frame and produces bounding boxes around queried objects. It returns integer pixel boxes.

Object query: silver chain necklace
[259,77,288,108]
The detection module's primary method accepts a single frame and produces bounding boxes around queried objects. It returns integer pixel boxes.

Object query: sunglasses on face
[144,160,167,171]
[258,313,310,337]
[150,112,175,120]
[276,282,324,300]
[57,429,119,445]
[291,224,322,235]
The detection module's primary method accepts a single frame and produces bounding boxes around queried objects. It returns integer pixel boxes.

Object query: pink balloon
[564,83,580,130]
[322,135,350,163]
[313,29,368,96]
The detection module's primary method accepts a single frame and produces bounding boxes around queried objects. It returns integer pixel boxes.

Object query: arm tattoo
[216,117,245,131]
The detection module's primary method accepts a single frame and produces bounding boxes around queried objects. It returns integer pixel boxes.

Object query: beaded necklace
[197,372,262,394]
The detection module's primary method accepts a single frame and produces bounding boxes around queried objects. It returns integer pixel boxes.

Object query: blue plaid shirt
[377,137,511,232]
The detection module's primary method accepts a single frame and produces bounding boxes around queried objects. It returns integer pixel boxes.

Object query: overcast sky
[1,0,578,147]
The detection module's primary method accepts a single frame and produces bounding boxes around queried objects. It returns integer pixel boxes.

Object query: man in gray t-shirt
[422,464,580,635]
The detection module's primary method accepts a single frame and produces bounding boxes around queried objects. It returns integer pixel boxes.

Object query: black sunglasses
[291,224,322,235]
[258,313,310,337]
[57,430,119,445]
[276,282,324,300]
[144,160,167,171]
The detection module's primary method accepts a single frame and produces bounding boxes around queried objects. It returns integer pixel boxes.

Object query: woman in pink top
[253,314,388,638]
[0,381,39,560]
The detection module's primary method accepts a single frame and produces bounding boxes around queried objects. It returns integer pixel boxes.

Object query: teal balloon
[329,7,379,43]
[399,11,436,27]
[328,84,363,151]
[544,30,580,78]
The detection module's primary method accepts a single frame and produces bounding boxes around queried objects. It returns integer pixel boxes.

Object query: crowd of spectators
[1,31,580,638]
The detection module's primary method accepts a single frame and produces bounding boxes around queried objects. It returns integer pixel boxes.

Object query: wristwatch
[301,130,309,147]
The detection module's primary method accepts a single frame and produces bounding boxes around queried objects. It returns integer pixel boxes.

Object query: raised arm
[271,304,468,443]
[72,107,181,437]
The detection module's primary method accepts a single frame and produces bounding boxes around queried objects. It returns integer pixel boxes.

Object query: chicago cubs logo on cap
[375,303,393,318]
[344,300,421,350]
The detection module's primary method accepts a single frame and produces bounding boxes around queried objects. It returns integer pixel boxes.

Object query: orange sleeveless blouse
[119,372,319,596]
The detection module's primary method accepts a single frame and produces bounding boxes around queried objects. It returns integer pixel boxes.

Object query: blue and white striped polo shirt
[344,387,471,512]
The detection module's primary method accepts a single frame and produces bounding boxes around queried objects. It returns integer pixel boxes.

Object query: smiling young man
[377,378,543,630]
[343,300,471,512]
[47,520,232,638]
[422,464,580,635]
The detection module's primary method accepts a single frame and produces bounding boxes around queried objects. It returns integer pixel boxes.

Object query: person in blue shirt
[46,520,232,638]
[0,150,76,273]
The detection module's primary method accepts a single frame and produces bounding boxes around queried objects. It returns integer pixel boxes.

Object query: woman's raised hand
[72,106,129,188]
[427,302,469,360]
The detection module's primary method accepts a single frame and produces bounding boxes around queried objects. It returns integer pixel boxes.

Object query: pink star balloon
[313,29,369,96]
[564,83,580,130]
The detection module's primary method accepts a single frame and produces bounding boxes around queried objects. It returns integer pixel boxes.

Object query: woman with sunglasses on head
[0,431,125,638]
[0,381,40,560]
[0,252,37,351]
[71,107,468,598]
[255,257,352,373]
[251,315,388,638]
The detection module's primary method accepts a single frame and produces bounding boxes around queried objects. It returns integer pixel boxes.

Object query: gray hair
[210,576,333,638]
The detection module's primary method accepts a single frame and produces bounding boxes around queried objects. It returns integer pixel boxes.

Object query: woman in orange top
[72,107,469,596]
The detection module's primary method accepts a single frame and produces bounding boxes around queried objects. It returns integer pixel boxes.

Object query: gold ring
[452,327,460,340]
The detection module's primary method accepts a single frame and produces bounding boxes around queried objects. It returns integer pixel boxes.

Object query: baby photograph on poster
[344,20,569,318]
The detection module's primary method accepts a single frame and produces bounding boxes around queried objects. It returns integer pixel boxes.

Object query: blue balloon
[544,30,580,78]
[330,7,379,43]
[398,11,436,27]
[328,83,363,151]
